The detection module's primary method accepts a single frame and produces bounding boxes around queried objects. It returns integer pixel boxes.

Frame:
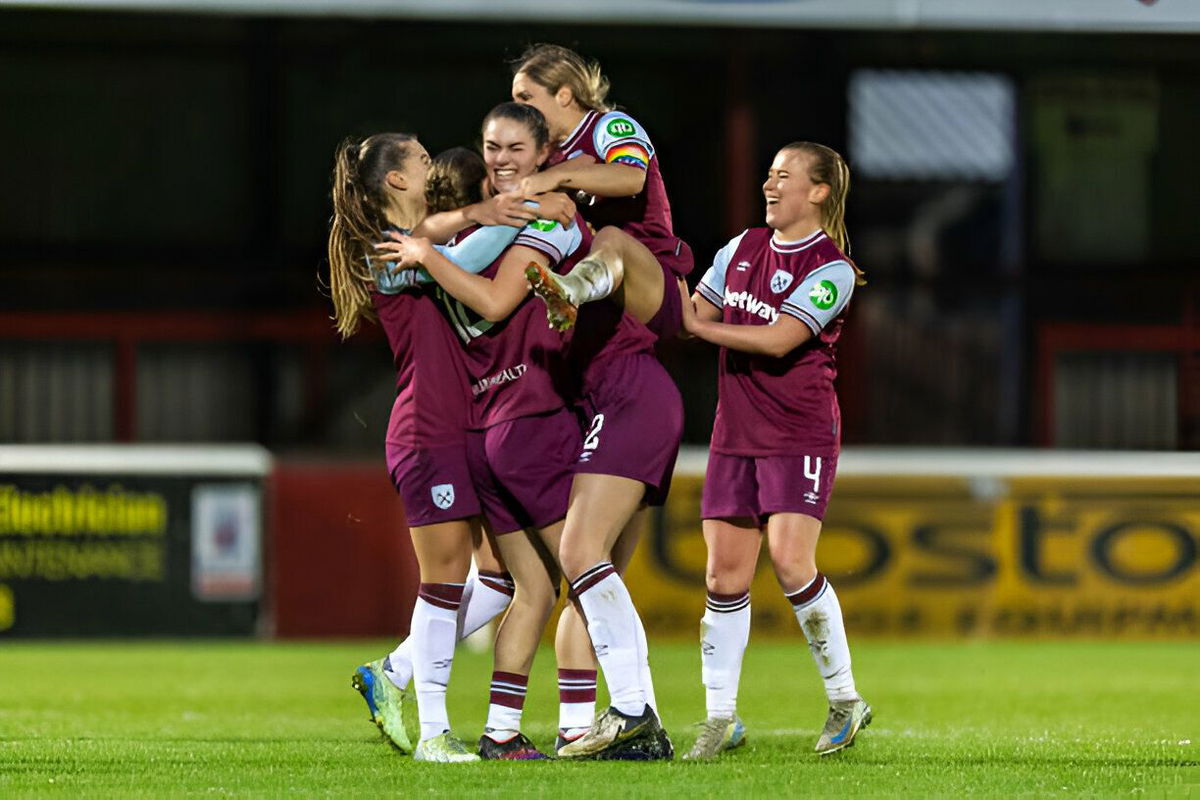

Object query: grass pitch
[1,639,1196,797]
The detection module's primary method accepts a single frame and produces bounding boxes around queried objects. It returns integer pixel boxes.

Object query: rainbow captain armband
[606,143,650,170]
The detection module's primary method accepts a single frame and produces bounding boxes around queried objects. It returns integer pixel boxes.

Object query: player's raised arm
[521,153,646,198]
[413,191,537,242]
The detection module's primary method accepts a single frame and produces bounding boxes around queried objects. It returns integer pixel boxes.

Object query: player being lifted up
[512,43,693,337]
[505,44,682,760]
[678,142,871,760]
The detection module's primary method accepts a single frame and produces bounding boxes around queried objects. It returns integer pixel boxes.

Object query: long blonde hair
[783,141,866,285]
[513,43,612,113]
[327,133,417,338]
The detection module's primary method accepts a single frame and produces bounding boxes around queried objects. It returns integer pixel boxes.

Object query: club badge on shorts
[431,483,455,510]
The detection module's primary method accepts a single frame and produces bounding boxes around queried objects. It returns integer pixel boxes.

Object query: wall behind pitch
[628,469,1200,639]
[270,461,417,638]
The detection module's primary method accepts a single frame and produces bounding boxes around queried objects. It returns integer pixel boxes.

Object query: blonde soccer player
[679,142,871,759]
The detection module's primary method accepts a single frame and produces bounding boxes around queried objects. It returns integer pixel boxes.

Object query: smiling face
[762,148,829,238]
[482,115,549,193]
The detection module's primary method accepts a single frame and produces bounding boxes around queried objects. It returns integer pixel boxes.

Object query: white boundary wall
[1,444,1194,480]
[674,445,1200,479]
[0,445,273,477]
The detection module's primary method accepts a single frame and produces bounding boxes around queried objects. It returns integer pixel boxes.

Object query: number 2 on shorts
[583,413,606,451]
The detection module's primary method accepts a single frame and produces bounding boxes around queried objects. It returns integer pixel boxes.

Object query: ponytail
[327,133,417,337]
[783,141,866,286]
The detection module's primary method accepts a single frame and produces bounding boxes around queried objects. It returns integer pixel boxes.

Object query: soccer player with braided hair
[679,141,870,760]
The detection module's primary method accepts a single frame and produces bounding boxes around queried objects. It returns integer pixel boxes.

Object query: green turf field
[1,639,1196,797]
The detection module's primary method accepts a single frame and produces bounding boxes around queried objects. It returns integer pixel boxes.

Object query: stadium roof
[6,0,1197,34]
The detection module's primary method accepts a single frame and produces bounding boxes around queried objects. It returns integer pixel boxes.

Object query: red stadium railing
[2,310,352,442]
[1035,320,1200,448]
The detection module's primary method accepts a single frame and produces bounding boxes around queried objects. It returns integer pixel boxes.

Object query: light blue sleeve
[372,225,521,294]
[696,230,748,309]
[780,260,857,333]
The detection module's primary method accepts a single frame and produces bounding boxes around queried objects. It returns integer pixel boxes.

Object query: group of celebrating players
[328,43,871,762]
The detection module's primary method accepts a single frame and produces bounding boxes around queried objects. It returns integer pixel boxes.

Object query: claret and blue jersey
[697,227,857,456]
[437,213,590,431]
[556,109,692,277]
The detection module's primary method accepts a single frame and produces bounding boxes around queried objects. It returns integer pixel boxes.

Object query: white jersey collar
[770,228,826,253]
[560,110,599,152]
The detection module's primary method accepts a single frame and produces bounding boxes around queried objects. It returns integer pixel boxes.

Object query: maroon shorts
[467,408,580,535]
[575,353,683,506]
[387,443,481,528]
[701,450,840,525]
[646,260,683,340]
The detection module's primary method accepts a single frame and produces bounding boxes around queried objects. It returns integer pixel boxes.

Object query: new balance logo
[723,287,778,322]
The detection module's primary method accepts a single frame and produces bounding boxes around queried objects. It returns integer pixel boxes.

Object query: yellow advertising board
[626,451,1200,639]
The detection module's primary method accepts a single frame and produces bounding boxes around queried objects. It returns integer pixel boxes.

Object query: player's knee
[419,550,471,583]
[512,582,557,614]
[773,560,818,592]
[559,544,599,583]
[594,226,623,248]
[705,570,751,596]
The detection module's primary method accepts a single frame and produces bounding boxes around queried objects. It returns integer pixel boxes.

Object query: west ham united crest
[770,269,793,293]
[431,483,455,510]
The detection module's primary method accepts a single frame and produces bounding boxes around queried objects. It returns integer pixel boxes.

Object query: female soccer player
[679,142,871,760]
[328,133,496,762]
[376,102,590,760]
[351,147,540,761]
[511,43,693,337]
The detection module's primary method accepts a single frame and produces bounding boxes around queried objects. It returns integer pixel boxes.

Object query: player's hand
[528,192,577,227]
[469,192,538,228]
[518,171,561,198]
[373,232,432,273]
[677,278,699,339]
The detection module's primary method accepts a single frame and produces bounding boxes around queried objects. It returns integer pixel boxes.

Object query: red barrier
[269,461,417,638]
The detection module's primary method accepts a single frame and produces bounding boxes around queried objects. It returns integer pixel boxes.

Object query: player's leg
[557,474,669,760]
[552,505,652,752]
[766,511,870,755]
[381,518,512,691]
[477,522,563,760]
[684,516,757,760]
[553,605,597,749]
[526,226,665,331]
[352,518,474,755]
[456,526,515,640]
[407,521,475,748]
[610,508,659,715]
